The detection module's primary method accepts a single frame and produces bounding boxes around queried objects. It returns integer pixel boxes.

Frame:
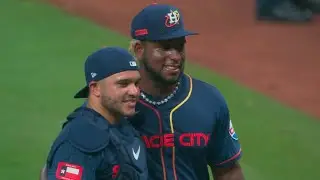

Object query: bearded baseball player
[127,3,245,180]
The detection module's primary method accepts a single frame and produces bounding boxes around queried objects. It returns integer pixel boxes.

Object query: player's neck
[139,76,178,98]
[87,99,120,124]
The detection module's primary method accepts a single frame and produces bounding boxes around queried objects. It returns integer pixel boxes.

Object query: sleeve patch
[56,162,83,180]
[229,120,239,140]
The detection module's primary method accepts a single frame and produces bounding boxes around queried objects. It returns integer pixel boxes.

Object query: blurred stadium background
[1,0,319,179]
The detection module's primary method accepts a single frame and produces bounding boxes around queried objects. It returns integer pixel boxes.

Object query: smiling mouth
[164,65,180,72]
[123,99,138,104]
[123,101,137,109]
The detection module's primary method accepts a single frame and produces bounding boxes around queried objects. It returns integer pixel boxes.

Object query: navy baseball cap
[74,47,139,98]
[130,3,198,41]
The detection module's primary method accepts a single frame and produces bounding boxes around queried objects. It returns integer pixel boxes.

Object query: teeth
[166,66,176,70]
[165,66,179,70]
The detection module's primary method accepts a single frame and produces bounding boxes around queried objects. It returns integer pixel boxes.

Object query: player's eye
[117,80,130,87]
[161,43,171,50]
[157,38,185,52]
[117,78,140,88]
[160,42,184,52]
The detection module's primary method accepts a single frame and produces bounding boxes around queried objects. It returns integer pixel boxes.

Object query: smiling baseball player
[127,3,244,180]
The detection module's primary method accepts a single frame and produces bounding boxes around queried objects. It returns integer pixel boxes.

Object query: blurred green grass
[0,0,319,179]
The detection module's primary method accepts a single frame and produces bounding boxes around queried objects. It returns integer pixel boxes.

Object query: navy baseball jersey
[45,107,148,180]
[128,73,242,180]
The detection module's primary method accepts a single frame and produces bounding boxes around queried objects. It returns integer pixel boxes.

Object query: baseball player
[127,3,244,180]
[41,47,148,180]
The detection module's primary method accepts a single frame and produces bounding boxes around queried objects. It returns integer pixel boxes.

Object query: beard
[101,93,137,118]
[141,55,184,86]
[101,94,122,118]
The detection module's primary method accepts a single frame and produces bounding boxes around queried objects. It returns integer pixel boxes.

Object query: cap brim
[73,86,89,99]
[152,29,198,41]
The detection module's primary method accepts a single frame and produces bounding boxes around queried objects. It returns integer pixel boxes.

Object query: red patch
[135,29,148,36]
[56,162,83,180]
[112,165,120,179]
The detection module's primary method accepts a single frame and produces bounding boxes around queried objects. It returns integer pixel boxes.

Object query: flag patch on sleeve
[56,162,83,180]
[229,120,239,141]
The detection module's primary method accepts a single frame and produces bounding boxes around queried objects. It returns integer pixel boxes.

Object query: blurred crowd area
[257,0,320,22]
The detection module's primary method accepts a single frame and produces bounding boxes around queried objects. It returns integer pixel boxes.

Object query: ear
[132,40,144,60]
[89,82,100,97]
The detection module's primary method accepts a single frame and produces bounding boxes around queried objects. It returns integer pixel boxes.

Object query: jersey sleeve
[46,141,102,180]
[206,102,242,168]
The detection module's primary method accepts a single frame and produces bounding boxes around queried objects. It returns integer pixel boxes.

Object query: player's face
[141,37,186,85]
[98,70,141,117]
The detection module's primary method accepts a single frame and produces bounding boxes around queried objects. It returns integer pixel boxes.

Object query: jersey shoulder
[191,76,228,107]
[56,108,111,153]
[191,77,231,123]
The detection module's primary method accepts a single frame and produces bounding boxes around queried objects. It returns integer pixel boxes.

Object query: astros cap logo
[165,10,180,27]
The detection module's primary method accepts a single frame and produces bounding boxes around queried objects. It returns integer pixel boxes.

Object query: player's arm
[46,142,102,180]
[206,102,244,180]
[210,162,243,180]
